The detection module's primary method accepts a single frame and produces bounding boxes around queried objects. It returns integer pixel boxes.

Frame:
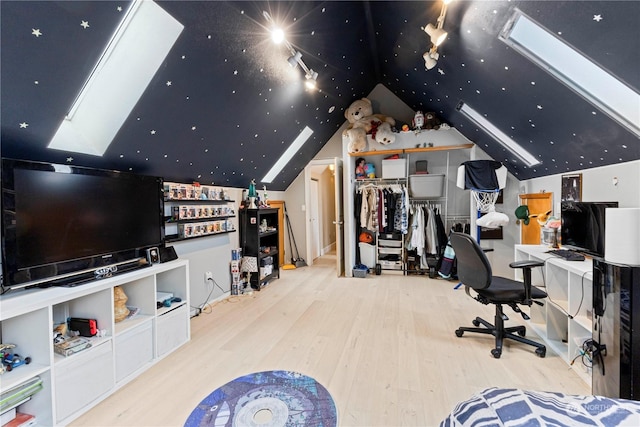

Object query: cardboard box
[382,159,406,179]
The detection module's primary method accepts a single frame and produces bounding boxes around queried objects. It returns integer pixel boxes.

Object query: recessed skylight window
[48,1,184,156]
[262,126,314,183]
[457,101,541,167]
[500,9,640,138]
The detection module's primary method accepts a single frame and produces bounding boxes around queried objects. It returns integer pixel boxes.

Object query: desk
[514,245,593,386]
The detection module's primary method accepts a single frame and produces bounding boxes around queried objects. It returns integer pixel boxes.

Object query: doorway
[304,158,344,276]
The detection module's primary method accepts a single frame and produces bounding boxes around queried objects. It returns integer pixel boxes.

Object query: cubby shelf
[514,244,593,386]
[0,260,190,426]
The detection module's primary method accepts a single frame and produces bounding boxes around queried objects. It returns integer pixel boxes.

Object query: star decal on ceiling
[166,81,172,86]
[117,6,122,12]
[19,122,28,128]
[32,28,42,37]
[593,14,603,22]
[438,68,445,75]
[150,130,156,135]
[80,20,90,29]
[66,157,74,162]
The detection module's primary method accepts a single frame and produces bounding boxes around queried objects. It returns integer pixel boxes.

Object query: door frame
[303,158,343,269]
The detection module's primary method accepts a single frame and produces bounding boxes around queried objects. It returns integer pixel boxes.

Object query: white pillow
[477,211,509,228]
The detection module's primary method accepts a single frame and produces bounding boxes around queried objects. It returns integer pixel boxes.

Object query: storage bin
[382,159,406,179]
[379,239,402,248]
[378,247,402,255]
[359,242,376,268]
[409,174,445,198]
[353,267,368,278]
[379,260,403,270]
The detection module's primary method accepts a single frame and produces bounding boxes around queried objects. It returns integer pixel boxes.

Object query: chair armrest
[509,260,544,270]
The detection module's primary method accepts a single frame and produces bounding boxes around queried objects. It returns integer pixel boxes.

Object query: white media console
[514,245,593,386]
[0,259,190,425]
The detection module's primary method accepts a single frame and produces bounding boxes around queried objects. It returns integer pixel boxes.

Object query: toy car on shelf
[0,343,31,372]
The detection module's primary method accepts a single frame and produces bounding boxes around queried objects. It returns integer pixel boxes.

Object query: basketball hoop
[471,189,500,213]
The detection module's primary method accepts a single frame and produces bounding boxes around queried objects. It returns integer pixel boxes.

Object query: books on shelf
[0,376,42,414]
[3,412,36,427]
[54,336,92,357]
[0,407,16,425]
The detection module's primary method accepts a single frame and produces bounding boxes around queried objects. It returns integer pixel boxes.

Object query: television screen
[2,159,164,290]
[561,201,618,257]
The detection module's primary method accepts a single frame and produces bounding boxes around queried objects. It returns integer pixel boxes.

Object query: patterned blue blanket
[441,387,640,426]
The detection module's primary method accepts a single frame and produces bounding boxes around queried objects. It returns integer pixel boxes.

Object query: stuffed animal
[364,163,375,178]
[345,128,367,153]
[343,98,396,153]
[375,123,395,145]
[424,112,442,130]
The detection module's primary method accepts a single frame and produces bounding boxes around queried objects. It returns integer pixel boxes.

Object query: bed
[440,387,640,426]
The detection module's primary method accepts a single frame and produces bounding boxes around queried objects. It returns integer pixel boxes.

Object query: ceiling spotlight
[287,51,302,68]
[263,10,319,89]
[423,50,439,70]
[305,70,318,89]
[423,0,452,71]
[425,23,448,46]
[271,28,284,44]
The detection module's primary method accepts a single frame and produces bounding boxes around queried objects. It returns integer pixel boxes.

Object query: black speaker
[159,246,178,263]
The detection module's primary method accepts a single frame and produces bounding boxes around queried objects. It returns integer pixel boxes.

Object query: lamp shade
[425,23,448,46]
[423,51,438,70]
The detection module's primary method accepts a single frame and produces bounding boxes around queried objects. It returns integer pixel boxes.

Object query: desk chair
[450,232,547,358]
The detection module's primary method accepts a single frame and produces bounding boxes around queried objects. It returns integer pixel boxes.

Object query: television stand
[0,260,190,426]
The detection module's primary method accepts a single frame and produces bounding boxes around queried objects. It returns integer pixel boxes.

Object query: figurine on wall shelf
[248,179,257,209]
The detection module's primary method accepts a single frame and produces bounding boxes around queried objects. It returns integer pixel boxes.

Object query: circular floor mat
[184,370,337,427]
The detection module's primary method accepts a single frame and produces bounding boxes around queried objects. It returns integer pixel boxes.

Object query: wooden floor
[71,254,590,426]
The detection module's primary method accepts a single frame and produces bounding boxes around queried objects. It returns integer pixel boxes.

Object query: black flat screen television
[561,201,618,258]
[1,159,165,290]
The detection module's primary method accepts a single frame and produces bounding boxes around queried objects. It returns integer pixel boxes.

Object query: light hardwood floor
[71,254,590,426]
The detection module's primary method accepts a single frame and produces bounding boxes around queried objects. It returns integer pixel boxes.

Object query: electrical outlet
[205,271,213,282]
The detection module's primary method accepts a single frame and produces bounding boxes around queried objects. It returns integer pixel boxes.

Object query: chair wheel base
[536,347,546,358]
[472,319,480,327]
[455,329,464,337]
[491,349,501,358]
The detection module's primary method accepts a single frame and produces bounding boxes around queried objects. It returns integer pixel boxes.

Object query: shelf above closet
[348,143,474,157]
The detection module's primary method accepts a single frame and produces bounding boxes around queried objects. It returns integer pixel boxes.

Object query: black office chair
[449,232,547,358]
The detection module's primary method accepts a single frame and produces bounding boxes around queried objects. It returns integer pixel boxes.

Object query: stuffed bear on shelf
[343,98,396,153]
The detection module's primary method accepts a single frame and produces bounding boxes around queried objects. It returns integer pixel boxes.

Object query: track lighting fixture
[422,0,452,71]
[305,70,318,89]
[263,11,319,90]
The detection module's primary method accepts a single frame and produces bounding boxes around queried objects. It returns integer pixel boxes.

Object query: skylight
[48,0,183,156]
[500,9,640,138]
[261,126,314,183]
[457,101,541,167]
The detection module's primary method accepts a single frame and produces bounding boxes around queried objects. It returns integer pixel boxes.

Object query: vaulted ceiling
[2,1,638,191]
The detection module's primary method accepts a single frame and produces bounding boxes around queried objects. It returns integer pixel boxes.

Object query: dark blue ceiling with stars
[2,1,638,190]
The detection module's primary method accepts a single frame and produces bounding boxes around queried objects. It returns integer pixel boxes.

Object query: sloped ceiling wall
[1,1,638,191]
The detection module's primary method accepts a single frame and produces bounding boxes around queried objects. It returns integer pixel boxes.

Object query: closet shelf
[355,177,406,184]
[348,143,474,157]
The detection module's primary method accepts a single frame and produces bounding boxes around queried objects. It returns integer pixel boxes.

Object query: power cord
[190,276,253,318]
[538,258,589,320]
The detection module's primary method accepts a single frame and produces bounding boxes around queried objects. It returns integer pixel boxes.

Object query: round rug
[184,370,337,427]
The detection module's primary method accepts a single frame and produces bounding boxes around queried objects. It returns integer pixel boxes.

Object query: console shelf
[514,245,593,385]
[0,260,190,426]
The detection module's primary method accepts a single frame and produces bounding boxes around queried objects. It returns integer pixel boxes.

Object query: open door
[333,157,345,276]
[519,192,553,244]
